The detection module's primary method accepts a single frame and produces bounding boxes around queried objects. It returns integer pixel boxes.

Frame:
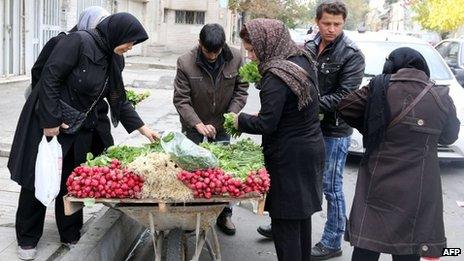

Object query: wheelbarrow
[64,194,265,261]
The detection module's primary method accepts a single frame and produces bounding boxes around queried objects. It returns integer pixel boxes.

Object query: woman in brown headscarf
[232,18,325,261]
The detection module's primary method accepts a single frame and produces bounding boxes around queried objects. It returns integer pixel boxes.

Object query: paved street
[0,64,463,260]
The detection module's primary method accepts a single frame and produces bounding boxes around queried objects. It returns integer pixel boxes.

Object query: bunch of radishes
[66,159,144,199]
[243,168,270,194]
[177,168,270,199]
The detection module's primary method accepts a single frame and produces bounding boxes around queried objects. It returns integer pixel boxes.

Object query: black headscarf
[363,47,430,158]
[89,12,148,127]
[382,47,430,77]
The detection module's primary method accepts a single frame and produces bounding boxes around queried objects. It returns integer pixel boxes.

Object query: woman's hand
[43,123,69,137]
[138,125,160,143]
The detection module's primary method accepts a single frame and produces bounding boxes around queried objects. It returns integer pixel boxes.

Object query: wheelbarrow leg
[207,225,221,261]
[191,213,208,261]
[149,212,163,261]
[210,226,221,261]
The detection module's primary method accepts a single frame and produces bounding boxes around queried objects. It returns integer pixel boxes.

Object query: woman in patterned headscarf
[232,18,325,261]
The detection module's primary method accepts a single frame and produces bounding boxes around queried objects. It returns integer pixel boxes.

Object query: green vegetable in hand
[126,89,150,107]
[224,113,241,138]
[239,61,261,84]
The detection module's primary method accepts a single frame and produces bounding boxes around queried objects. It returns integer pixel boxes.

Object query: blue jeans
[319,136,350,250]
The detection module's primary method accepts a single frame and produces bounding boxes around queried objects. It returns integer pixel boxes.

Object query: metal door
[32,0,61,62]
[1,0,21,77]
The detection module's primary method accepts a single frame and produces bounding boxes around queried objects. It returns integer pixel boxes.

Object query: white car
[344,31,464,160]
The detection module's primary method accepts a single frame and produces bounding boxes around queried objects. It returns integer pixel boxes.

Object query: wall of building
[157,0,234,53]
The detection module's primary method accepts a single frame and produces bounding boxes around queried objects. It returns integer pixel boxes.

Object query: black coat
[305,32,365,137]
[238,55,325,219]
[8,31,144,190]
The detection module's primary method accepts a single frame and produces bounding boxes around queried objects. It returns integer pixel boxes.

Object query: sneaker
[17,246,37,260]
[311,242,342,260]
[257,224,273,239]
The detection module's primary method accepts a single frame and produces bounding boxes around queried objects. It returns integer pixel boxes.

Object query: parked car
[435,39,464,87]
[344,31,464,160]
[378,30,442,45]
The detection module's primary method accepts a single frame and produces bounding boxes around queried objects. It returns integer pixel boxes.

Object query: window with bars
[175,10,205,25]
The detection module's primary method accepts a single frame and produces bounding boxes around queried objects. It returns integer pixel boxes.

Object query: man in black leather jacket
[306,1,365,260]
[256,1,365,260]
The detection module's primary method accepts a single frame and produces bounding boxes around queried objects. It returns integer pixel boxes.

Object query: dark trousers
[16,132,106,247]
[16,145,82,247]
[352,247,420,261]
[271,217,312,261]
[185,128,233,216]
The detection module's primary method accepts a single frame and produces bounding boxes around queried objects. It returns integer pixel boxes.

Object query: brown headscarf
[244,18,312,110]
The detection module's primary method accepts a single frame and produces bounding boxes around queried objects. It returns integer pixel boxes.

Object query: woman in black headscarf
[338,47,460,260]
[9,12,158,259]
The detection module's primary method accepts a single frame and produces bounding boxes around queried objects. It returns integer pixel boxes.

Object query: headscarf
[383,47,430,77]
[363,47,430,158]
[77,6,110,31]
[89,12,148,126]
[244,18,312,110]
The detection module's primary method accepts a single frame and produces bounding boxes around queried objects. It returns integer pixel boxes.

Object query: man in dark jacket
[256,1,365,259]
[306,1,365,259]
[173,23,249,235]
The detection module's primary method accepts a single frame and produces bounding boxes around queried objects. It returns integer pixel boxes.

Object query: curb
[60,207,145,261]
[0,143,10,158]
[126,62,176,70]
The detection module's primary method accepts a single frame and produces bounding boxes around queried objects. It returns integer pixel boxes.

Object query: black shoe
[257,224,273,239]
[311,242,342,260]
[216,215,236,235]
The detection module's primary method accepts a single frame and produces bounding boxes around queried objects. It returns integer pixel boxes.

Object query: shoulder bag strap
[84,77,108,116]
[388,82,435,128]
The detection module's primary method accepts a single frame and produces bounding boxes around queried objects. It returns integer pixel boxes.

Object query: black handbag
[59,78,108,134]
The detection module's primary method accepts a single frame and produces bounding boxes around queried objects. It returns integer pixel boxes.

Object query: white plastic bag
[34,136,63,206]
[160,131,218,171]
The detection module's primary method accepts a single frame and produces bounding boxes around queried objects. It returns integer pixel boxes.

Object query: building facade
[1,0,238,79]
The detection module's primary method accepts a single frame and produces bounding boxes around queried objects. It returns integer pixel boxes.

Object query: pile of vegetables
[178,168,269,199]
[126,88,150,107]
[223,113,241,138]
[128,152,193,201]
[67,135,269,200]
[86,142,163,167]
[66,159,143,199]
[200,139,264,180]
[239,61,261,84]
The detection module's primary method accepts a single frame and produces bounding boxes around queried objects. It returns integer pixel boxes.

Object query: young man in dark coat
[173,23,249,235]
[305,2,365,259]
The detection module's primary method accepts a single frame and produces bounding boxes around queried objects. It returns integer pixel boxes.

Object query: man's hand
[195,123,217,139]
[138,125,160,143]
[43,123,69,137]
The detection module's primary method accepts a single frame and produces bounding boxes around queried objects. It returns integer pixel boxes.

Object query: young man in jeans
[306,1,365,259]
[255,1,365,260]
[173,23,249,235]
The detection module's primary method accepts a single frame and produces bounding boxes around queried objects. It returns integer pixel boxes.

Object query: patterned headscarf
[244,18,312,110]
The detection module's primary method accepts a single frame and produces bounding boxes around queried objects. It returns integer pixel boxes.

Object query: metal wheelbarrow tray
[63,194,265,261]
